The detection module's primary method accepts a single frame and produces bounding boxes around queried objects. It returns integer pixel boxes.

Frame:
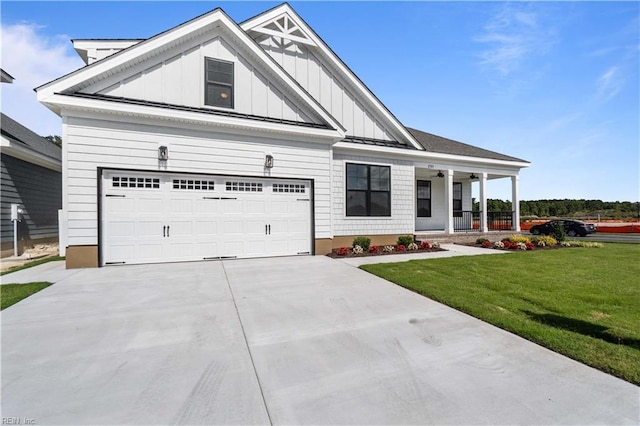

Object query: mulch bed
[327,246,447,259]
[456,242,568,251]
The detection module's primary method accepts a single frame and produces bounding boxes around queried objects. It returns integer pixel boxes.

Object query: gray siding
[1,154,62,244]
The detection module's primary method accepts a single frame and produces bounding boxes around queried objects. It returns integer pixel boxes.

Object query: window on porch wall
[453,182,462,217]
[416,180,431,217]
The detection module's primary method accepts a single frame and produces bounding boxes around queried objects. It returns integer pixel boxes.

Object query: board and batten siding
[256,38,396,141]
[332,153,415,236]
[1,154,61,244]
[82,28,320,126]
[63,116,332,247]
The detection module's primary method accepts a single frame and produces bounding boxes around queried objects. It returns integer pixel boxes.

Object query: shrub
[481,240,491,248]
[476,237,489,245]
[407,242,419,251]
[336,247,350,256]
[396,244,406,252]
[419,241,431,250]
[382,245,395,253]
[369,245,380,254]
[508,234,531,244]
[352,245,364,254]
[532,236,557,246]
[525,242,535,251]
[551,221,566,243]
[352,236,371,251]
[397,235,414,247]
[493,241,505,248]
[431,241,441,249]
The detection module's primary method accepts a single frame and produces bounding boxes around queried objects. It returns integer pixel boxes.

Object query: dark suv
[529,219,596,237]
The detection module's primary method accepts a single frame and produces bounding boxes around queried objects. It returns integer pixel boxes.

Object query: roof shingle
[407,127,528,163]
[1,113,61,161]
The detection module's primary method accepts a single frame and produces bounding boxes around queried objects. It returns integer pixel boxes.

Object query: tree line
[473,199,640,219]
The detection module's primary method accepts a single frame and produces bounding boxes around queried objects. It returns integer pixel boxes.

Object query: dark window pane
[370,192,390,216]
[346,164,368,190]
[453,182,462,199]
[346,191,367,216]
[206,83,232,108]
[417,180,431,199]
[370,166,390,191]
[417,199,431,217]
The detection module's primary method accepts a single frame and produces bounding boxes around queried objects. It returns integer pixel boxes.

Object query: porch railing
[453,211,514,232]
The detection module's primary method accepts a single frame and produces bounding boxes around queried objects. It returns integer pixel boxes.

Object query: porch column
[444,169,454,233]
[480,172,488,232]
[511,175,521,231]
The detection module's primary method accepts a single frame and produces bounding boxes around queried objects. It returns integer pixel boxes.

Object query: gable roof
[241,3,423,150]
[1,113,61,161]
[36,7,345,138]
[1,68,15,83]
[1,113,61,171]
[407,127,528,163]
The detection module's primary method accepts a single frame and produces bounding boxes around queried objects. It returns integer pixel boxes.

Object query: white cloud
[475,4,553,76]
[597,66,623,102]
[1,22,84,136]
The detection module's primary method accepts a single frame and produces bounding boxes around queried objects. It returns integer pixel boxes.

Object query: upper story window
[346,163,391,217]
[205,58,233,108]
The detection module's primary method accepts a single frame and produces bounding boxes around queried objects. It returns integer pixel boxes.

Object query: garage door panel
[109,221,135,237]
[136,198,162,213]
[194,199,218,213]
[106,198,136,214]
[196,221,218,235]
[102,172,312,265]
[136,221,163,237]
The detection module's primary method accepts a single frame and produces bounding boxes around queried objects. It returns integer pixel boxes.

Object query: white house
[36,4,529,268]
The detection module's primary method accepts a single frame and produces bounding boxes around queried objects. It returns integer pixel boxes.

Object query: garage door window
[172,179,215,190]
[112,176,160,189]
[226,181,263,192]
[273,183,305,193]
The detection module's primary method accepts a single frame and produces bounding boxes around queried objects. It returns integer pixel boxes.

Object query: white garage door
[101,170,312,265]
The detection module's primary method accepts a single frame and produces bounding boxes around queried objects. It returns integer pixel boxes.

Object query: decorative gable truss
[36,8,345,141]
[242,4,423,150]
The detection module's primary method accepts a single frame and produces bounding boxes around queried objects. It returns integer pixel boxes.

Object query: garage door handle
[265,224,268,235]
[166,225,170,237]
[220,197,237,200]
[268,224,271,235]
[163,226,166,237]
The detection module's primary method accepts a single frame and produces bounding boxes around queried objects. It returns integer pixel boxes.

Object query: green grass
[1,256,65,276]
[361,243,640,385]
[1,282,52,310]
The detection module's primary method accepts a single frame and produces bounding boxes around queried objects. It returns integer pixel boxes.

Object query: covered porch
[414,167,521,234]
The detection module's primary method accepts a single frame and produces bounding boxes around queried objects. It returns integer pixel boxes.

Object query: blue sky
[1,1,638,202]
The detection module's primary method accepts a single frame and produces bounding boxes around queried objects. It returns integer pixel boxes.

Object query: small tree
[551,221,566,243]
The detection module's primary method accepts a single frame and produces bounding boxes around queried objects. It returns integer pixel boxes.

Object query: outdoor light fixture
[470,173,478,180]
[158,146,168,161]
[264,154,274,168]
[437,171,444,178]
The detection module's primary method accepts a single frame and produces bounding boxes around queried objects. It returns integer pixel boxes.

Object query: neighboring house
[36,4,529,268]
[1,71,62,256]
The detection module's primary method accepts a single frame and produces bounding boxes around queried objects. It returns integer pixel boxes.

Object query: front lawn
[361,243,640,385]
[1,282,52,310]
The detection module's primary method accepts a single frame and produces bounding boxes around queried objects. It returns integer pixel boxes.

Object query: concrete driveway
[2,256,638,425]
